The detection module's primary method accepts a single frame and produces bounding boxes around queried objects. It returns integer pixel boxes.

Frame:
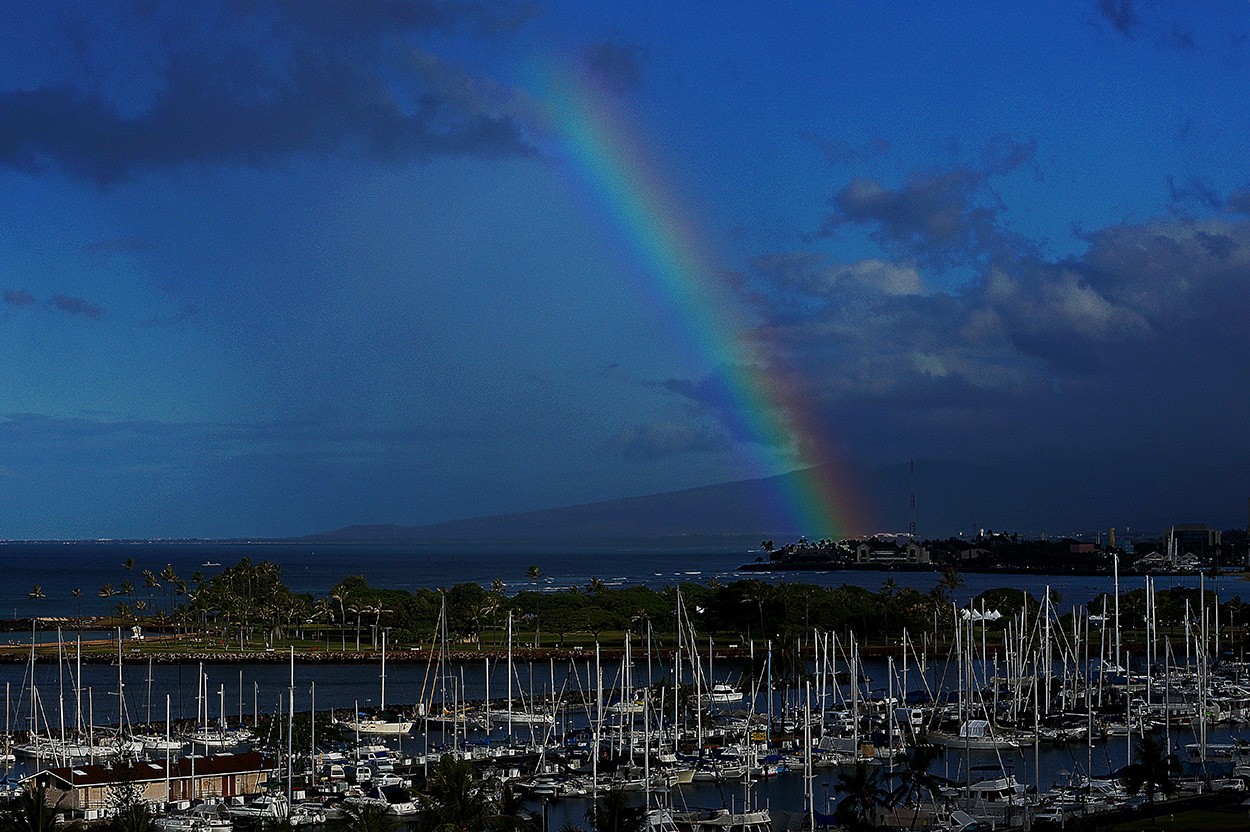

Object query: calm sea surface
[0,540,1244,619]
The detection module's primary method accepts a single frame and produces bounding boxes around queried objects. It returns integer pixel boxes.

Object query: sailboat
[342,632,414,735]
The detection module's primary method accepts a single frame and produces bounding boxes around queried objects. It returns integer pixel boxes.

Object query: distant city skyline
[2,2,1248,539]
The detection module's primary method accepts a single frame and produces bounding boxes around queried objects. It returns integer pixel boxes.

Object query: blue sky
[1,1,1248,538]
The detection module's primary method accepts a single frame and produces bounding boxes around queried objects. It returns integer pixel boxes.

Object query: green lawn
[1092,806,1250,832]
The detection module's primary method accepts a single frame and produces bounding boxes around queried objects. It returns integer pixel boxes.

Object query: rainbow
[530,59,869,539]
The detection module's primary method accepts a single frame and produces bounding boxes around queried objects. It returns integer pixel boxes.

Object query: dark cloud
[700,217,1250,475]
[582,41,648,94]
[1170,23,1196,50]
[1193,231,1239,260]
[1167,176,1221,210]
[82,236,152,254]
[821,137,1040,268]
[609,421,729,462]
[824,170,995,267]
[1098,0,1141,39]
[50,294,104,318]
[807,133,890,166]
[1226,187,1250,215]
[0,2,537,184]
[4,289,36,306]
[981,134,1037,176]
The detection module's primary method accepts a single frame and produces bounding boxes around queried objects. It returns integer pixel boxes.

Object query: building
[1166,524,1221,558]
[31,752,275,814]
[855,540,930,565]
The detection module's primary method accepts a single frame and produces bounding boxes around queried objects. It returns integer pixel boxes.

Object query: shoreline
[0,638,1178,664]
[739,560,1250,578]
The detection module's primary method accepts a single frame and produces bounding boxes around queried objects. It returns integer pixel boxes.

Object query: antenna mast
[908,458,916,540]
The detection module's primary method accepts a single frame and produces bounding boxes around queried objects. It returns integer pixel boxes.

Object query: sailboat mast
[287,646,294,802]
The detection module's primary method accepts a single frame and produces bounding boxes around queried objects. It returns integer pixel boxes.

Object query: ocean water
[0,540,1241,621]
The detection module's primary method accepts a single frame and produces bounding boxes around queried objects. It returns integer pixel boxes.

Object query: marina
[7,0,1247,828]
[2,553,1250,830]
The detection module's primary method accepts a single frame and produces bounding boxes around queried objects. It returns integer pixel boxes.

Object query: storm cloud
[583,41,648,94]
[0,1,537,184]
[724,217,1250,471]
[4,289,36,306]
[50,294,104,318]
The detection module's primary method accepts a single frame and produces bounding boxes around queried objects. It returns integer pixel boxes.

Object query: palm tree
[0,782,67,832]
[28,585,46,600]
[935,567,964,603]
[1122,734,1178,821]
[141,570,160,618]
[110,801,156,832]
[524,566,543,646]
[415,753,535,832]
[369,604,393,649]
[119,580,135,611]
[348,605,364,652]
[888,744,946,830]
[332,800,397,832]
[70,588,84,637]
[312,598,335,649]
[834,761,888,832]
[740,580,772,639]
[330,591,348,651]
[585,789,645,832]
[158,564,178,620]
[497,782,539,832]
[880,577,898,639]
[99,583,115,599]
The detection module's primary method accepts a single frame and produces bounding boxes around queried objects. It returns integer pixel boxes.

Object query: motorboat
[673,807,770,832]
[341,713,415,735]
[185,802,233,832]
[225,794,290,820]
[154,817,209,832]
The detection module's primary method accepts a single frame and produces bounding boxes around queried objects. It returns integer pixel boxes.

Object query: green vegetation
[19,554,1250,662]
[0,782,68,832]
[414,754,537,832]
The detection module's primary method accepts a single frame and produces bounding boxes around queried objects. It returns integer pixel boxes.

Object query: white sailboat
[342,632,414,735]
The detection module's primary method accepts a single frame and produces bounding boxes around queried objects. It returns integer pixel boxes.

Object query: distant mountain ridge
[306,455,1223,544]
[306,469,810,543]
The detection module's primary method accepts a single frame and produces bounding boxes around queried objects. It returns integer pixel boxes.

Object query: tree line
[32,557,1250,654]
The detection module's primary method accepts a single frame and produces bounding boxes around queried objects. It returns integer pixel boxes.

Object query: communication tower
[908,458,916,540]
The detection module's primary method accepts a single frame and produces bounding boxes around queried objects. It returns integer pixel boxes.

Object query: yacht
[673,807,770,832]
[341,712,415,736]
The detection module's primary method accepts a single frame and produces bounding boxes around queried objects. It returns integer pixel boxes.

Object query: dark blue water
[0,541,1242,620]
